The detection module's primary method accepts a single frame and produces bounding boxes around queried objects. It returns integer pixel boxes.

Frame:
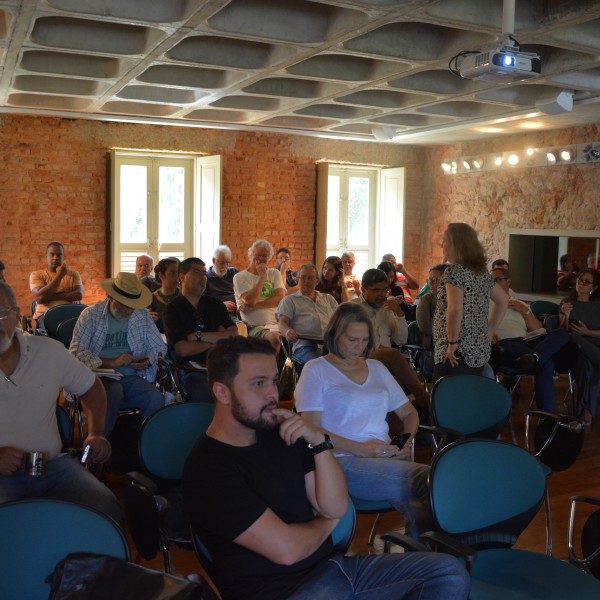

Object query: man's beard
[230,391,279,432]
[0,330,13,354]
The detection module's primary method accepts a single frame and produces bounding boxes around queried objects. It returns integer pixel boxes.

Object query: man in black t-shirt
[183,337,469,600]
[163,257,237,403]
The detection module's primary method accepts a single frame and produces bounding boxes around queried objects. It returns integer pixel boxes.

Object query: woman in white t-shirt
[295,302,431,538]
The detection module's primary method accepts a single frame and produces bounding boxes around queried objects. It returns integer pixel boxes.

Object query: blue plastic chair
[41,303,87,339]
[124,402,215,572]
[0,499,129,600]
[382,439,600,599]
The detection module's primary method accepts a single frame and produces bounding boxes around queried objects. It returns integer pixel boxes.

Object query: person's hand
[285,329,299,343]
[238,300,249,312]
[256,263,268,278]
[359,439,400,459]
[224,300,236,313]
[561,302,573,318]
[508,299,529,314]
[278,259,290,273]
[352,279,361,293]
[391,443,412,460]
[56,262,68,278]
[383,298,404,317]
[273,408,324,447]
[148,309,159,322]
[396,263,404,272]
[444,344,459,367]
[491,332,499,345]
[82,435,112,464]
[130,355,150,371]
[112,353,137,368]
[570,320,590,335]
[0,446,24,476]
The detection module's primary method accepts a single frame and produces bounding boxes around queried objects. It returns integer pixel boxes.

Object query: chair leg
[367,513,384,546]
[545,487,553,556]
[160,535,173,574]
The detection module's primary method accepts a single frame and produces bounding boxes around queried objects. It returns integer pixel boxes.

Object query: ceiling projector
[459,47,541,83]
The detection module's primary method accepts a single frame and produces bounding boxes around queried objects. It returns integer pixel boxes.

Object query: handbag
[46,553,204,600]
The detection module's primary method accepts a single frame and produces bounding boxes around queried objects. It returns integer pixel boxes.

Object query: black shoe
[514,353,538,371]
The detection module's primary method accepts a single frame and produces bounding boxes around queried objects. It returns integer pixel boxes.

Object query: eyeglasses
[0,306,16,320]
[577,277,594,285]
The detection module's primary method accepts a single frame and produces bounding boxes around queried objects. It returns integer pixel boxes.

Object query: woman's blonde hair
[445,223,487,274]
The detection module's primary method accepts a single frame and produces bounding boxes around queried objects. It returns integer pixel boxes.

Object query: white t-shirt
[233,268,284,328]
[294,357,408,455]
[1,331,96,459]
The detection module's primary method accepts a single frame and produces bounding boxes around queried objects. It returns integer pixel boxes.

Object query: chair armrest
[380,532,430,553]
[418,425,464,452]
[126,471,158,495]
[569,495,600,508]
[420,531,478,566]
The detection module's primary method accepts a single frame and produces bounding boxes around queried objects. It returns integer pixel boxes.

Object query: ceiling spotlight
[547,151,558,163]
[560,148,573,161]
[441,162,452,172]
[463,160,471,170]
[473,158,484,169]
[526,147,535,156]
[494,156,503,166]
[508,153,519,165]
[535,90,573,115]
[451,161,457,174]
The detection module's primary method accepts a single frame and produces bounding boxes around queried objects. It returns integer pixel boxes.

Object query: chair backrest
[56,404,73,450]
[0,499,129,600]
[431,375,512,437]
[531,412,584,472]
[407,320,421,346]
[430,439,546,549]
[530,300,560,323]
[139,402,215,480]
[43,303,87,339]
[56,316,79,349]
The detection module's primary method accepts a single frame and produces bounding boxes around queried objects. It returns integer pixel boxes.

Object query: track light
[494,156,503,166]
[473,158,484,169]
[508,153,519,165]
[463,160,471,170]
[547,151,558,163]
[560,148,573,162]
[441,162,452,172]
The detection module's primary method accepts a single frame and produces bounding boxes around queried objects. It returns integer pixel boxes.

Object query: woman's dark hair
[445,223,487,274]
[377,261,404,298]
[324,302,375,359]
[316,256,345,303]
[154,257,180,284]
[563,268,600,302]
[559,254,570,271]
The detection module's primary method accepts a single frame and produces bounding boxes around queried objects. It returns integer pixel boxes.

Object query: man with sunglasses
[489,268,570,412]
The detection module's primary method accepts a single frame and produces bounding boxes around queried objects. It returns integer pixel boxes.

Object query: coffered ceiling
[1,0,599,144]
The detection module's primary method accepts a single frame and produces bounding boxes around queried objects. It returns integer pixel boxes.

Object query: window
[110,152,221,275]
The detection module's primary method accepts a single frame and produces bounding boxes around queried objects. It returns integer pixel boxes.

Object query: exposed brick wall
[0,115,425,313]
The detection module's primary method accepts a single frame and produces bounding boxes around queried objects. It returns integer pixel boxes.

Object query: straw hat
[101,272,152,309]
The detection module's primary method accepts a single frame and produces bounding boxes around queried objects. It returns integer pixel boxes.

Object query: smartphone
[390,433,411,450]
[81,444,91,465]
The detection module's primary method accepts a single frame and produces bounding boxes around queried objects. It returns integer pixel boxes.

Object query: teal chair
[124,402,215,573]
[56,404,73,452]
[41,303,87,339]
[55,316,79,349]
[382,439,600,599]
[0,499,129,600]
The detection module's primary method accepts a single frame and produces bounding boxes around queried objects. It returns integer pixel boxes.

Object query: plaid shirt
[70,298,166,381]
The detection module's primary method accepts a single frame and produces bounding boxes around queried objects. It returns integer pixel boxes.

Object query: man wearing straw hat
[70,272,166,436]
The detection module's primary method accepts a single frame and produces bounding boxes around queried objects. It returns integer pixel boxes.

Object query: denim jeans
[102,375,165,436]
[293,343,322,365]
[0,454,122,525]
[337,455,432,538]
[287,552,470,600]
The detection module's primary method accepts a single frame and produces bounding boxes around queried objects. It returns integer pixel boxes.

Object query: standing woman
[432,223,508,382]
[316,256,349,304]
[560,268,600,426]
[149,257,180,333]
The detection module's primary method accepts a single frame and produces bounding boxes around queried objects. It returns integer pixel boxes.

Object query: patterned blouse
[433,263,495,367]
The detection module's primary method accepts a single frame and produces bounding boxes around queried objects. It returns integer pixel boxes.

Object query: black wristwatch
[308,433,334,455]
[195,331,203,342]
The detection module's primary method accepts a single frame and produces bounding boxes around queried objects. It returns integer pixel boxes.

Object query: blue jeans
[287,552,470,600]
[337,456,431,538]
[0,454,122,525]
[293,343,322,365]
[102,375,165,436]
[180,370,213,403]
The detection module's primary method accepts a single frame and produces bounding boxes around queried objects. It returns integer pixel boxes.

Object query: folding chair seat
[381,439,600,599]
[124,402,214,573]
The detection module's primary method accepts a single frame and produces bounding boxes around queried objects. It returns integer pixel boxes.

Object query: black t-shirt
[205,267,238,303]
[183,431,333,600]
[163,294,234,363]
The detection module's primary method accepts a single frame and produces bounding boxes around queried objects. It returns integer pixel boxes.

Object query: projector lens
[503,54,515,67]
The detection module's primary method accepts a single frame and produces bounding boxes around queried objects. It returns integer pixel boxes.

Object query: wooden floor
[107,375,600,578]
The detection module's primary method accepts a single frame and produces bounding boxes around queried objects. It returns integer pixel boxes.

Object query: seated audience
[70,272,166,436]
[276,264,338,364]
[378,260,416,321]
[557,253,580,291]
[163,257,237,403]
[560,268,600,426]
[316,256,349,304]
[341,251,361,300]
[381,253,419,301]
[0,282,121,523]
[296,302,432,538]
[205,245,238,315]
[136,253,160,292]
[489,268,570,413]
[183,335,469,600]
[149,257,180,333]
[30,242,83,327]
[352,268,428,407]
[233,240,285,351]
[275,247,298,294]
[491,258,509,271]
[416,264,448,349]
